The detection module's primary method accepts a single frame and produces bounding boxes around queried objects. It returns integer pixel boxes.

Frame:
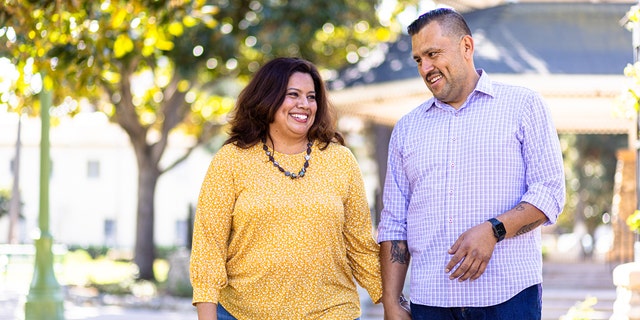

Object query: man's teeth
[430,75,442,83]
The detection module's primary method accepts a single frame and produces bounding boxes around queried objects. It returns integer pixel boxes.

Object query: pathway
[0,260,620,320]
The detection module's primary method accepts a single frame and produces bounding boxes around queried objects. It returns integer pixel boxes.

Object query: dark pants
[410,284,542,320]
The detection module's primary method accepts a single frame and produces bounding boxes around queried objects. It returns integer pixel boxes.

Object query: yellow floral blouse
[190,141,382,320]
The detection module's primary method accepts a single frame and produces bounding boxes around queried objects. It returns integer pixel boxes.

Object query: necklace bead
[262,138,312,179]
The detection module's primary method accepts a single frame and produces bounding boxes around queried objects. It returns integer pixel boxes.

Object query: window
[104,219,116,247]
[87,160,100,178]
[175,220,188,247]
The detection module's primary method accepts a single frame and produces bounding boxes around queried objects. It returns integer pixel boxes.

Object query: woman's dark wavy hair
[224,57,344,150]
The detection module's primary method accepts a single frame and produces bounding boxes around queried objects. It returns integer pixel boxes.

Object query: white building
[0,111,215,249]
[0,111,379,251]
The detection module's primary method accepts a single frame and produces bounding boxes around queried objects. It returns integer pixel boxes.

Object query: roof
[328,2,637,135]
[329,74,633,134]
[438,0,635,13]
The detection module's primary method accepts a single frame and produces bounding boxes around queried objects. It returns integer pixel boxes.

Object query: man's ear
[461,35,474,58]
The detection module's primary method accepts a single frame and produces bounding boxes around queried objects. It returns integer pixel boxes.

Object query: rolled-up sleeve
[520,92,566,224]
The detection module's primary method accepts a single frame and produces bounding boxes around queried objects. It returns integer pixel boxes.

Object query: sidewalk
[541,261,617,320]
[1,260,619,320]
[359,260,618,320]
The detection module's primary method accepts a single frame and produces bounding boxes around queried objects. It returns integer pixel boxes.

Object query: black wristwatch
[488,218,506,242]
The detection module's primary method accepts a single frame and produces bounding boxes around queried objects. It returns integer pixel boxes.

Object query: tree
[0,0,410,280]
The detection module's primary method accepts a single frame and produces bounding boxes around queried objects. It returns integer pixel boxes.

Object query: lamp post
[24,75,64,319]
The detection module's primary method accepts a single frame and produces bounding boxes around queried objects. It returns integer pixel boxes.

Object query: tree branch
[110,58,148,149]
[159,122,222,175]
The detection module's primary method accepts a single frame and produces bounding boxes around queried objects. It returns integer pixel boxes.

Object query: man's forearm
[498,202,548,239]
[380,240,410,303]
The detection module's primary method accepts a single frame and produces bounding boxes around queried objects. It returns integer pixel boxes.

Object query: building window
[104,219,116,247]
[175,220,188,247]
[87,160,100,178]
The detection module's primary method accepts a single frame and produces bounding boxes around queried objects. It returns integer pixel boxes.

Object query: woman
[190,57,382,320]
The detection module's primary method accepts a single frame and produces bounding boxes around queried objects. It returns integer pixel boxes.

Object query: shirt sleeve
[341,149,383,304]
[190,146,236,305]
[377,120,410,243]
[519,91,566,224]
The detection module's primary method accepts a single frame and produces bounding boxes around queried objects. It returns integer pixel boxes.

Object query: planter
[612,262,640,320]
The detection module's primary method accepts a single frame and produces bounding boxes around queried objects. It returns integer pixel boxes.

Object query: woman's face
[269,72,317,143]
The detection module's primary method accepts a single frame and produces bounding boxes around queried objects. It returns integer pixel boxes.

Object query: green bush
[67,245,110,259]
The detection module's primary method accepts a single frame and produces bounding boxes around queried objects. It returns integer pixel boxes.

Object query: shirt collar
[474,69,494,98]
[425,69,494,112]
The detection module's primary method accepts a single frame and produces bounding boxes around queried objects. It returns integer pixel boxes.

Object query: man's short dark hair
[407,8,472,39]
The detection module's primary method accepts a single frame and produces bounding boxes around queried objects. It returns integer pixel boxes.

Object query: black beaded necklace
[262,138,312,179]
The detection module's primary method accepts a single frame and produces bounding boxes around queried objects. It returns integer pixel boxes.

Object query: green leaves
[0,0,411,131]
[114,34,135,58]
[628,210,640,233]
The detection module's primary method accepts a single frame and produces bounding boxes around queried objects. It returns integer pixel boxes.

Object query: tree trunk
[113,62,193,281]
[133,154,160,281]
[8,114,22,244]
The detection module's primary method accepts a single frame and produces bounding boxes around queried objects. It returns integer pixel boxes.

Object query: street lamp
[24,75,64,319]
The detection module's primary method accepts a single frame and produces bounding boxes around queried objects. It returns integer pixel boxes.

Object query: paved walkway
[358,260,618,320]
[540,261,617,320]
[0,260,620,320]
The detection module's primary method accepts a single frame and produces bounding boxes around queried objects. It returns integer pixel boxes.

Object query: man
[377,8,565,320]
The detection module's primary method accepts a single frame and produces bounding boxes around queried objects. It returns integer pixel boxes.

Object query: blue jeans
[410,284,542,320]
[217,304,361,320]
[217,304,237,320]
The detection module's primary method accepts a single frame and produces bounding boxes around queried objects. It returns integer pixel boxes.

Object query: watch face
[496,223,506,237]
[489,218,506,242]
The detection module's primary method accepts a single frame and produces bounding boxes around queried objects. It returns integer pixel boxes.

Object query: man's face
[411,21,472,108]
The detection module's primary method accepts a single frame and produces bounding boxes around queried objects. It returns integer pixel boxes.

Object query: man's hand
[383,300,412,320]
[444,221,497,281]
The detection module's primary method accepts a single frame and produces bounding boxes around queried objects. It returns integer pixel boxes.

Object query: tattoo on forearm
[516,219,545,236]
[515,203,526,211]
[389,240,410,264]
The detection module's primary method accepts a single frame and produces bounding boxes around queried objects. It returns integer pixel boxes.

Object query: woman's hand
[383,297,412,320]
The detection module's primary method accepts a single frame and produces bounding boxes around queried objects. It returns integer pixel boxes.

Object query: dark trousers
[410,284,542,320]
